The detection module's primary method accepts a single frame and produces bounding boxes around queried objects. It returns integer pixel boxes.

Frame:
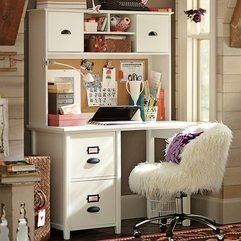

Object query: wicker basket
[25,156,51,241]
[85,36,131,52]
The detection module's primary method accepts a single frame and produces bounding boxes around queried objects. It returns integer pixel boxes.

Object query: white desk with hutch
[28,8,193,240]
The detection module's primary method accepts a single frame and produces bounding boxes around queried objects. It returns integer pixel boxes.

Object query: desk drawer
[69,179,116,228]
[136,15,169,53]
[47,11,84,52]
[69,132,115,178]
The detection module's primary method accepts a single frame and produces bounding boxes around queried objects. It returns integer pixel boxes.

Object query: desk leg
[31,130,36,155]
[115,131,121,234]
[63,229,70,240]
[146,130,155,218]
[146,130,155,164]
[183,195,191,226]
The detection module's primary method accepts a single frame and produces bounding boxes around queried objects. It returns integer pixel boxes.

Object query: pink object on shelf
[48,114,87,126]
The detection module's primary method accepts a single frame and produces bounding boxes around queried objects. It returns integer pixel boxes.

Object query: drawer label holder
[87,194,100,203]
[87,146,100,154]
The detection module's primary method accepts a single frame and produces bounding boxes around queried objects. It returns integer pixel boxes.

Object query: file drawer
[69,179,116,228]
[69,132,115,179]
[48,93,74,114]
[136,15,169,53]
[47,11,84,52]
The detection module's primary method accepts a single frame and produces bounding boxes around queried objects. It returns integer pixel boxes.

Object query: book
[0,160,36,173]
[36,0,86,9]
[157,89,165,121]
[0,171,41,184]
[48,82,73,93]
[97,16,107,32]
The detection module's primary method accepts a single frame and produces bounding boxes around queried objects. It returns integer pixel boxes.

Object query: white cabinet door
[136,15,169,53]
[47,11,84,52]
[69,179,116,228]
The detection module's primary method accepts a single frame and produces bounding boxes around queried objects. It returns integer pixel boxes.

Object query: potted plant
[184,8,207,34]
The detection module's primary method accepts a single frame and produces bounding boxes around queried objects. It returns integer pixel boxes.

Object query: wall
[0,1,28,161]
[175,0,241,223]
[212,0,241,223]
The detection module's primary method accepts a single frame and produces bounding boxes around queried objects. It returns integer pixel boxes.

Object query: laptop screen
[90,106,140,122]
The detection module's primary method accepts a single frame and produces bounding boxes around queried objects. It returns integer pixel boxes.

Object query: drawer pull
[148,31,158,36]
[87,206,100,213]
[61,29,71,35]
[87,158,100,164]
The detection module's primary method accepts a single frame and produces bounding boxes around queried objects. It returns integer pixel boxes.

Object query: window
[177,0,216,122]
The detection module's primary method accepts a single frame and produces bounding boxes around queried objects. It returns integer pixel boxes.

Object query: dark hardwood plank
[49,218,201,241]
[0,0,26,45]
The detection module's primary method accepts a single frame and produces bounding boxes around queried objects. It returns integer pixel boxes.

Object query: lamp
[46,59,95,83]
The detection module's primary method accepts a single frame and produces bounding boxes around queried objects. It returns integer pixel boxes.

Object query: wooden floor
[49,218,199,241]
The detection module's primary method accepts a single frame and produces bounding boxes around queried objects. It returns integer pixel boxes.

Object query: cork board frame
[50,58,148,113]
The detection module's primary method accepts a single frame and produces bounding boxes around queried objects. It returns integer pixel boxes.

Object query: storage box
[84,21,98,32]
[85,37,131,52]
[48,92,74,114]
[48,114,87,126]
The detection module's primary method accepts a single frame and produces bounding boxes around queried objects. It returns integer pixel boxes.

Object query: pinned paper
[87,67,117,106]
[103,67,116,87]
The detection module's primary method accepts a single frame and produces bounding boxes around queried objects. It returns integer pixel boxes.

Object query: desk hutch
[27,9,191,240]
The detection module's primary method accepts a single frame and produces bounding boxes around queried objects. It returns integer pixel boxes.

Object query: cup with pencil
[143,80,160,121]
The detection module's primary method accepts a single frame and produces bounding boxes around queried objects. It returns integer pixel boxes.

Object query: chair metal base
[133,193,224,240]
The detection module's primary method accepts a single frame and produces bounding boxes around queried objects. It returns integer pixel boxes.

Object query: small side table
[0,183,35,241]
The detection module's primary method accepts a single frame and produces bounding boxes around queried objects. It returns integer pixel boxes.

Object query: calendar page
[87,67,117,106]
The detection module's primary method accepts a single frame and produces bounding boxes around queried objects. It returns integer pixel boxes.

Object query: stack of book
[0,160,41,184]
[36,0,86,9]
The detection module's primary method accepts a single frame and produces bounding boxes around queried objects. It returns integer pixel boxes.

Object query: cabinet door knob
[148,31,158,36]
[87,206,100,213]
[87,158,100,164]
[61,29,71,35]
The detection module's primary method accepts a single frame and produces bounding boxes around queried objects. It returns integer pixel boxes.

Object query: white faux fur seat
[129,122,232,241]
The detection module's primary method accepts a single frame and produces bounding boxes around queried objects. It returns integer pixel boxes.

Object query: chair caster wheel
[168,237,174,241]
[160,225,167,232]
[133,229,141,238]
[216,234,224,241]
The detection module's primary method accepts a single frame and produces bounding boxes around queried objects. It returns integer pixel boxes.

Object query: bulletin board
[49,58,148,113]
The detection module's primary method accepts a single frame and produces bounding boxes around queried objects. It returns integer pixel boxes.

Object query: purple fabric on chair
[164,131,203,164]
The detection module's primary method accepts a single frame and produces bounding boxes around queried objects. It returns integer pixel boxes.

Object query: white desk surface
[29,121,197,134]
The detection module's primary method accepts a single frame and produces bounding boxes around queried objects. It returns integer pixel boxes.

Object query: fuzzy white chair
[129,122,232,241]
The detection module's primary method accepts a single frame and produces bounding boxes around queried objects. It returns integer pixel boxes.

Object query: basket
[25,156,51,241]
[144,106,158,121]
[85,36,131,52]
[148,195,176,224]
